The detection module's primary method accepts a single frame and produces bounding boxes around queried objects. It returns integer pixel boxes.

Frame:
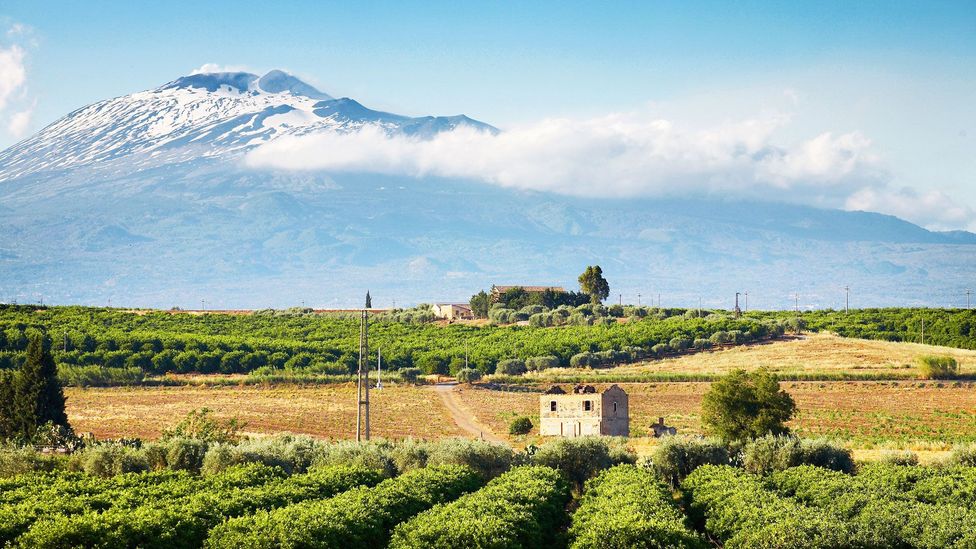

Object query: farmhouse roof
[543,385,566,394]
[572,384,597,394]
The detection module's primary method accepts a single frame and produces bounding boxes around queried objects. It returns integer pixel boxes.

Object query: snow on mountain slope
[0,70,495,181]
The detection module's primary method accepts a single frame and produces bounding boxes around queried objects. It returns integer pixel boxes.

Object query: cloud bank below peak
[244,109,974,230]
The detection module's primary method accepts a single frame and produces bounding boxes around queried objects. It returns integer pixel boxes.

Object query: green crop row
[389,465,570,549]
[768,465,976,548]
[7,464,381,548]
[568,464,705,548]
[206,464,482,548]
[682,464,851,548]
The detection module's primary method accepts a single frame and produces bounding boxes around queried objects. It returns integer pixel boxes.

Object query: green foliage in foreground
[684,463,976,548]
[6,463,382,548]
[568,465,706,549]
[389,466,571,549]
[206,464,482,549]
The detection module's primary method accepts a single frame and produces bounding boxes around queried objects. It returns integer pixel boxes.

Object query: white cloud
[6,102,33,137]
[243,100,976,230]
[0,43,26,112]
[191,63,252,75]
[245,111,883,203]
[845,187,976,232]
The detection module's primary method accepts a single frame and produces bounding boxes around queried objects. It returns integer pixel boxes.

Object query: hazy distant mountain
[0,70,973,309]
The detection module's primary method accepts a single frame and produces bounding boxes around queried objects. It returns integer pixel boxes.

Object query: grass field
[64,335,976,452]
[524,333,976,380]
[66,383,463,440]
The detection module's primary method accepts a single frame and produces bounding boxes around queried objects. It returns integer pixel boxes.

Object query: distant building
[650,417,677,437]
[491,285,566,302]
[431,303,474,320]
[539,384,629,437]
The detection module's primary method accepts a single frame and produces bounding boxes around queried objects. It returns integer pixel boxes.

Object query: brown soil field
[66,383,464,441]
[525,333,976,379]
[454,380,976,449]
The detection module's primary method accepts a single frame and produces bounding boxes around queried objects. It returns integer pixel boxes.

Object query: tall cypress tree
[0,371,15,440]
[14,334,70,441]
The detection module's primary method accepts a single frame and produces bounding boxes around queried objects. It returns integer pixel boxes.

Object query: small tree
[469,290,490,319]
[578,265,610,305]
[14,335,71,442]
[456,368,482,383]
[701,368,796,442]
[509,416,533,435]
[160,408,245,444]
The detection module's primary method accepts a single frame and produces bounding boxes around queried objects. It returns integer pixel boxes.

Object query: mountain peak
[161,69,331,100]
[256,69,332,100]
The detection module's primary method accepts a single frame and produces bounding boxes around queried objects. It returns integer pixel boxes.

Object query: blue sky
[1,1,974,228]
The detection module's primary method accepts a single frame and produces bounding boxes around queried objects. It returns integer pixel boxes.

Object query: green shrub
[390,466,570,549]
[532,437,633,491]
[71,444,149,477]
[948,443,976,466]
[509,417,533,435]
[312,439,399,478]
[399,367,422,383]
[916,355,958,379]
[164,438,208,472]
[650,436,729,488]
[455,368,481,383]
[877,449,919,466]
[496,359,527,375]
[423,439,513,480]
[526,355,560,371]
[741,435,854,475]
[569,465,706,548]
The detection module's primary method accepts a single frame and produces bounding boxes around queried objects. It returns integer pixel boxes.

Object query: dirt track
[431,383,508,445]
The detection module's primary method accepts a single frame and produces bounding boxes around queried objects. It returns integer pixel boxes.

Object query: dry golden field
[525,332,976,379]
[453,380,976,449]
[66,383,464,441]
[64,335,976,453]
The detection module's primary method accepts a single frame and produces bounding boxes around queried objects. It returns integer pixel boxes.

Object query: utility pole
[637,293,641,307]
[734,292,741,318]
[618,293,622,306]
[845,286,850,314]
[794,293,800,335]
[201,299,206,311]
[376,348,383,389]
[967,289,972,310]
[356,291,371,441]
[744,292,749,312]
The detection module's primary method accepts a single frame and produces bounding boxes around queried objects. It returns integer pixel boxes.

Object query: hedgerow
[568,465,706,548]
[389,466,571,548]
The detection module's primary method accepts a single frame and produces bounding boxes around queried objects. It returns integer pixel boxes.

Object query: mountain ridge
[0,69,973,308]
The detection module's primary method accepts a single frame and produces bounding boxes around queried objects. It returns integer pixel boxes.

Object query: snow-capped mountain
[0,69,974,308]
[0,69,494,181]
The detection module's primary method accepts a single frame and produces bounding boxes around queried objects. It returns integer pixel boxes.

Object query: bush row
[207,464,482,548]
[568,465,706,548]
[389,466,571,548]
